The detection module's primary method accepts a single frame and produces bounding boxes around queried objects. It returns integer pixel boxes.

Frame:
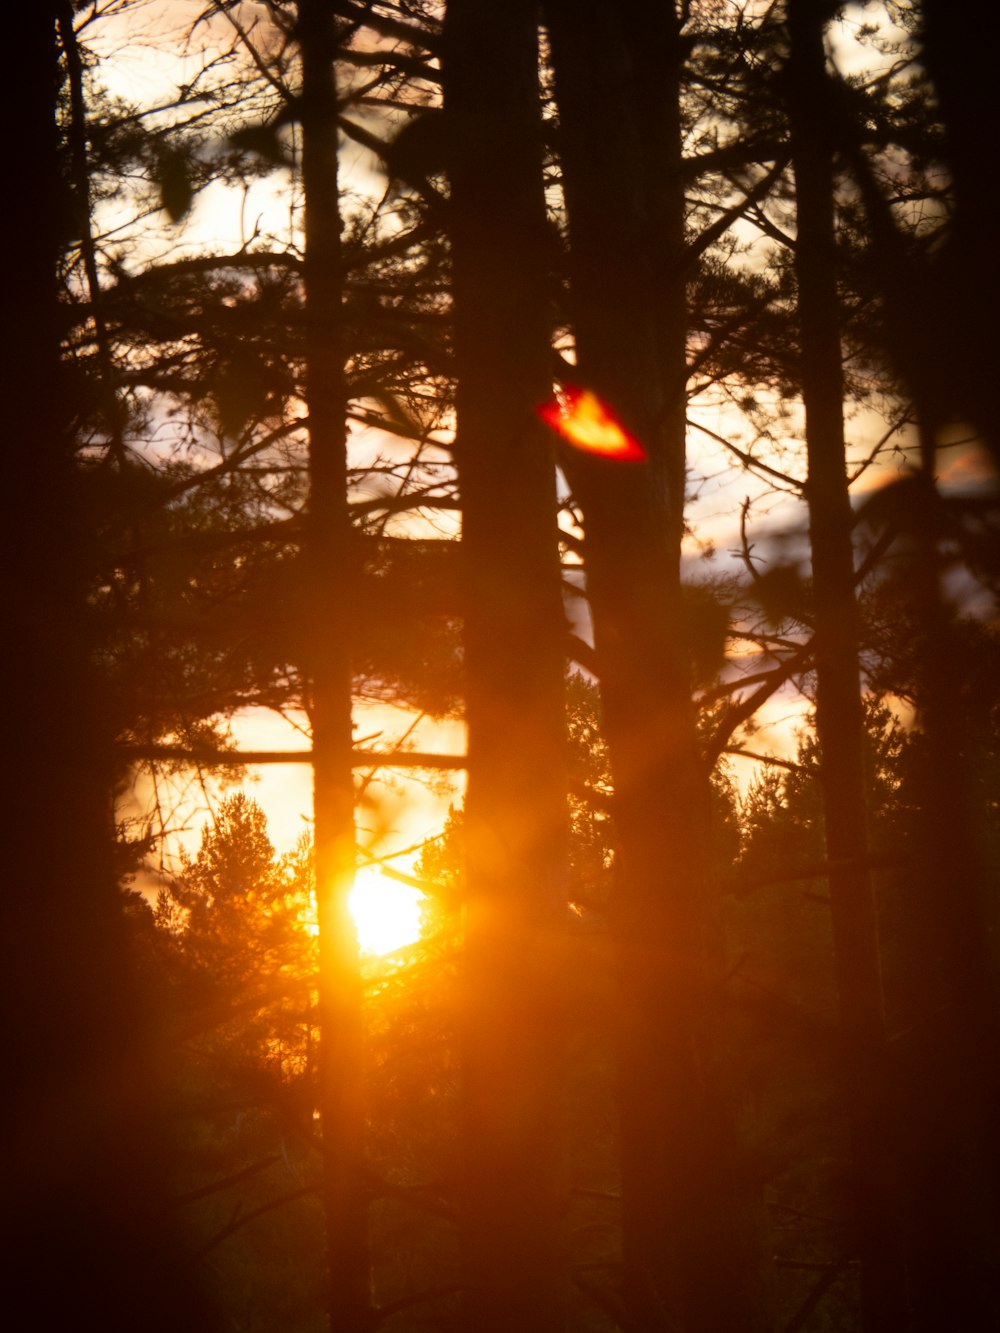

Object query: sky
[122,702,466,880]
[92,0,990,880]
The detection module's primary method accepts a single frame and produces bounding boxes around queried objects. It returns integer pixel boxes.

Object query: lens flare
[537,386,646,461]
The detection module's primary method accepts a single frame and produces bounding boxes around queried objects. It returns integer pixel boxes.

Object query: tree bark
[786,3,909,1327]
[2,7,212,1328]
[298,3,370,1329]
[890,460,1000,1333]
[827,11,1000,1320]
[444,3,571,1328]
[546,5,762,1329]
[917,0,1000,463]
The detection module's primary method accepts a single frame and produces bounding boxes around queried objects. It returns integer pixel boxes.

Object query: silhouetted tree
[296,2,370,1329]
[545,4,765,1327]
[4,6,213,1328]
[444,1,571,1327]
[785,1,908,1324]
[157,793,315,1068]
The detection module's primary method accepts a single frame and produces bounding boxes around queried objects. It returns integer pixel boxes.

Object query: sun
[348,864,425,957]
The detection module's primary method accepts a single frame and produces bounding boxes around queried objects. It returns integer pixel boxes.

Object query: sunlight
[348,864,425,957]
[538,386,647,460]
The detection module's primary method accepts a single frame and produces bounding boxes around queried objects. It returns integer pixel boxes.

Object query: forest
[9,1,1000,1330]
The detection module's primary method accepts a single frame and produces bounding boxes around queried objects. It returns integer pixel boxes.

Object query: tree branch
[123,744,467,770]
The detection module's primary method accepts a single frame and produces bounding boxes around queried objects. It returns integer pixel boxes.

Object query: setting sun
[348,865,425,957]
[537,385,647,460]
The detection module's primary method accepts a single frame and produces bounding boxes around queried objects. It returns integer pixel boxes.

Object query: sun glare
[537,386,647,460]
[348,865,425,957]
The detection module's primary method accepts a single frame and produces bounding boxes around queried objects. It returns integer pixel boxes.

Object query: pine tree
[444,1,571,1325]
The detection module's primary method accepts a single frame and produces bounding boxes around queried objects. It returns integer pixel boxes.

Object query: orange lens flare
[537,386,646,461]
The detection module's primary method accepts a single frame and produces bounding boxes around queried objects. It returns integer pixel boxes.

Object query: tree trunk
[829,18,1000,1320]
[890,452,1000,1333]
[546,5,761,1329]
[2,7,212,1328]
[917,0,1000,463]
[444,3,570,1328]
[298,3,370,1329]
[786,3,909,1327]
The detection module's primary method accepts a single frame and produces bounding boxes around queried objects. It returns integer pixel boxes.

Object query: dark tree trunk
[891,468,1000,1333]
[912,620,1000,1333]
[835,0,1000,1315]
[826,16,1000,1321]
[298,3,370,1329]
[546,5,761,1329]
[444,3,570,1329]
[2,7,211,1328]
[785,3,909,1327]
[917,0,1000,463]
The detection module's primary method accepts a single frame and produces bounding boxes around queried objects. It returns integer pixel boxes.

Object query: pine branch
[123,744,467,770]
[168,1156,281,1208]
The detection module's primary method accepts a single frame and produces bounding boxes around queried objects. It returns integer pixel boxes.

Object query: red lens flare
[537,386,647,461]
